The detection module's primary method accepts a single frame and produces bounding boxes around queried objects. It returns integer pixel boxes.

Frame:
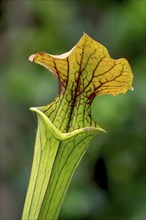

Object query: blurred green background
[0,0,145,219]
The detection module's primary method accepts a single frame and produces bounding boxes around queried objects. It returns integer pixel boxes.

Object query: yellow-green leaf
[22,33,134,220]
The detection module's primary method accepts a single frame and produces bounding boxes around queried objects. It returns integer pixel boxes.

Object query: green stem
[22,108,99,220]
